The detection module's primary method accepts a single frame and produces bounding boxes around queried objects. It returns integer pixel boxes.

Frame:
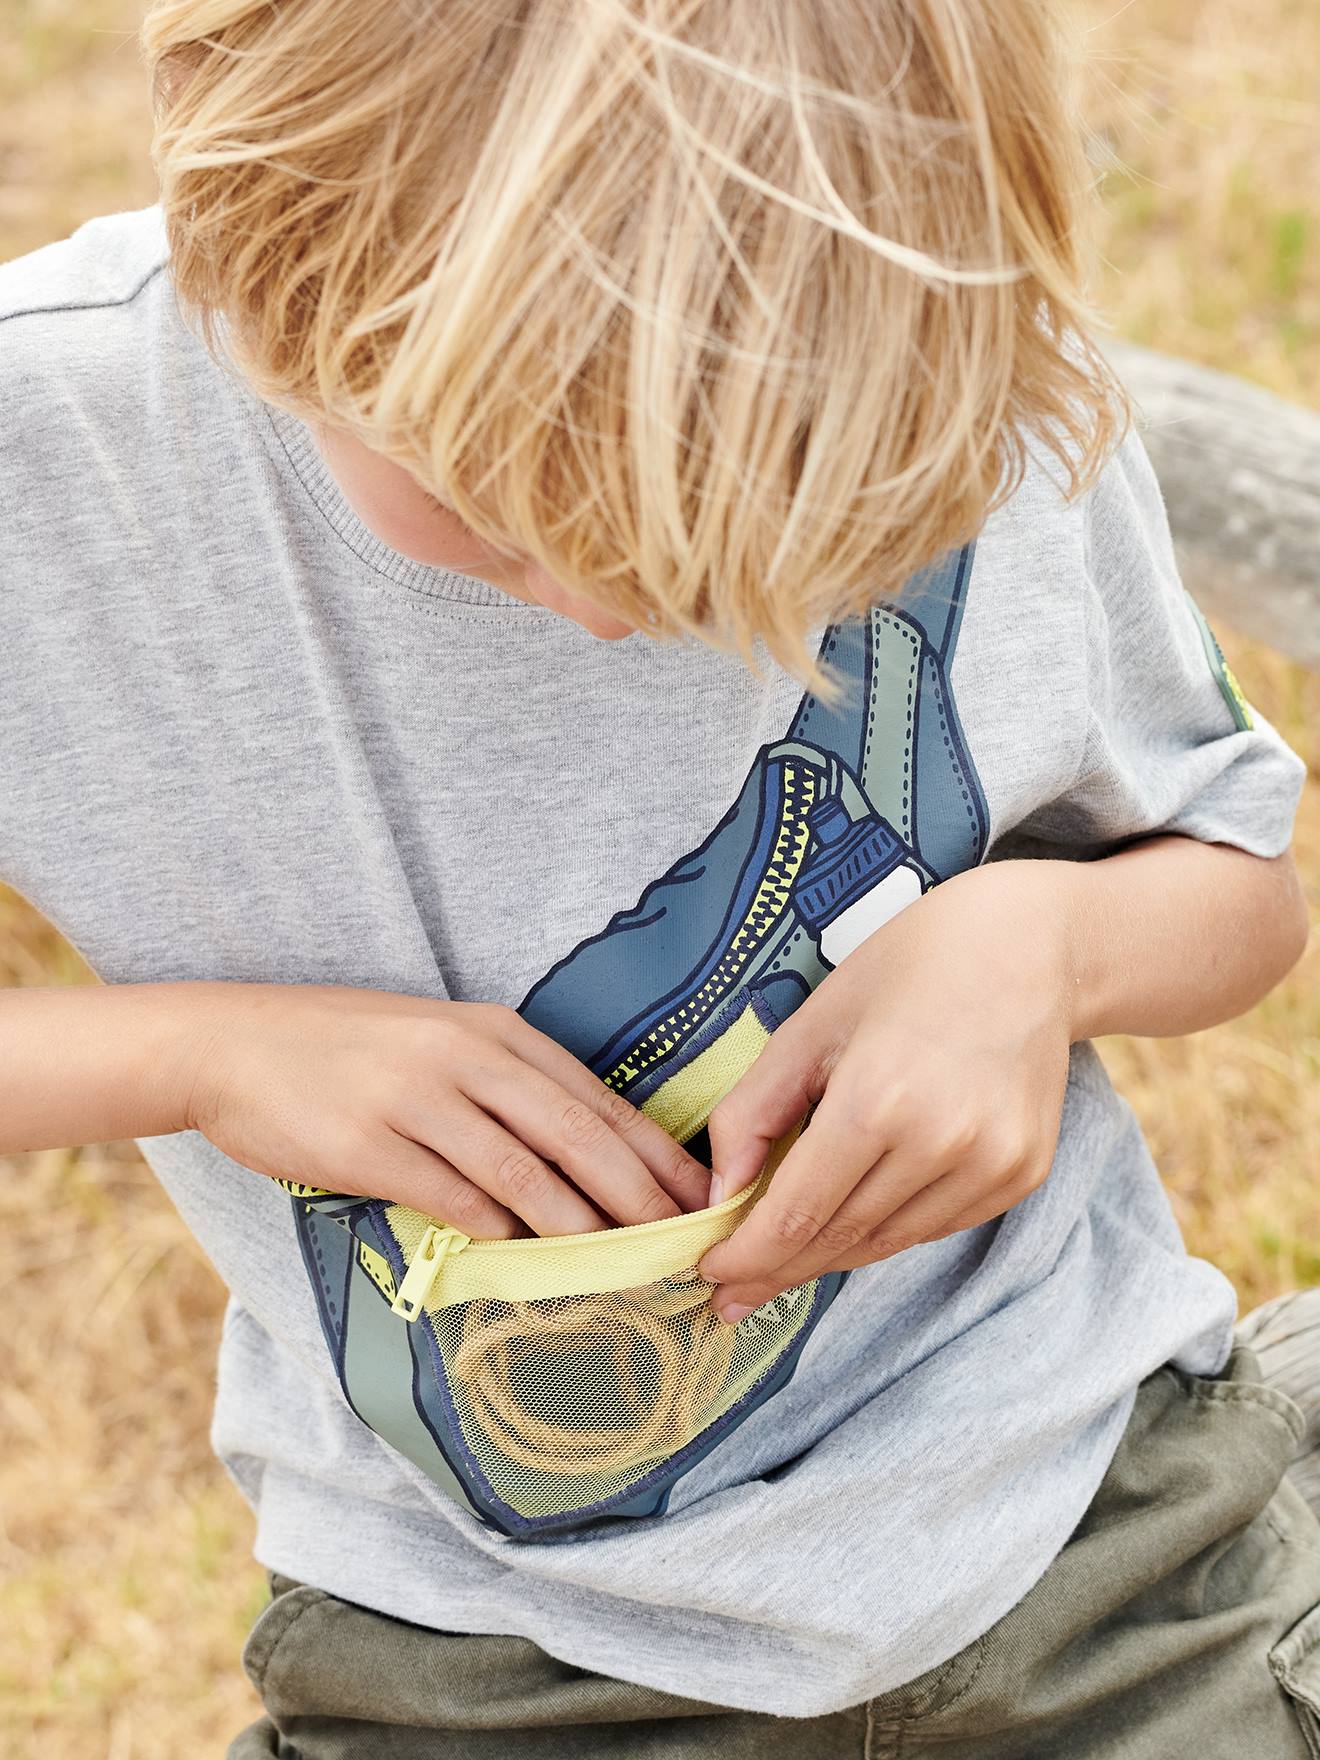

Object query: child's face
[311,420,639,642]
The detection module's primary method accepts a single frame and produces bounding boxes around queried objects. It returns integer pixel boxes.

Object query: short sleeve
[1014,427,1306,861]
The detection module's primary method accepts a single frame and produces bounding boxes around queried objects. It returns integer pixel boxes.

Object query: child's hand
[182,984,712,1238]
[696,862,1076,1319]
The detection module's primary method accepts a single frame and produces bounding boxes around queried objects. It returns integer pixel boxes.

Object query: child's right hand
[181,982,712,1239]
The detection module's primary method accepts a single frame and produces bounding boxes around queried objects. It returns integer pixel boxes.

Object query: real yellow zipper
[385,1128,799,1321]
[389,1223,471,1320]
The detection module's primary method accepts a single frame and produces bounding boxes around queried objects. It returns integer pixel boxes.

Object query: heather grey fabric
[225,1350,1320,1758]
[0,208,1307,1717]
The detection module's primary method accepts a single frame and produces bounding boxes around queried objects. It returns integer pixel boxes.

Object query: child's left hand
[696,860,1076,1321]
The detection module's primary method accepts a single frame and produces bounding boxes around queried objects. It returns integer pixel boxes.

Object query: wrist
[1014,857,1096,1046]
[0,979,243,1154]
[942,857,1094,1046]
[1050,858,1099,1045]
[148,980,248,1136]
[95,980,238,1139]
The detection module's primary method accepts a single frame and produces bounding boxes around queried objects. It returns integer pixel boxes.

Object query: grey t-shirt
[0,207,1306,1717]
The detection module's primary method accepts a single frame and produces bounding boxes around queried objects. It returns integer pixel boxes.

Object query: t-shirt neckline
[262,402,546,612]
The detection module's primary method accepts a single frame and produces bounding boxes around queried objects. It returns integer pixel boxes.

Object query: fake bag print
[282,987,844,1539]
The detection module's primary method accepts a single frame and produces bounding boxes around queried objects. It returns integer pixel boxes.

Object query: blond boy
[2,1,1318,1753]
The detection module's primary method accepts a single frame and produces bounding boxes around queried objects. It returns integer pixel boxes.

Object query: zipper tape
[386,1121,800,1317]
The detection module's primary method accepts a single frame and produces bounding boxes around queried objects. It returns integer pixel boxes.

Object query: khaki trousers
[228,1347,1320,1759]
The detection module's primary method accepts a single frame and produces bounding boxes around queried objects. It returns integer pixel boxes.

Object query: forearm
[1055,835,1309,1042]
[0,981,214,1153]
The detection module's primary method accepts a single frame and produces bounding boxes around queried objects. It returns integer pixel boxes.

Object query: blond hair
[141,0,1128,699]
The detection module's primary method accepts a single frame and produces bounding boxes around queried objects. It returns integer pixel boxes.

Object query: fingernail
[707,1174,725,1206]
[717,1301,753,1326]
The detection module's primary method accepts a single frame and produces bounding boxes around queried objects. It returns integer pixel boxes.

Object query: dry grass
[0,1,1316,1753]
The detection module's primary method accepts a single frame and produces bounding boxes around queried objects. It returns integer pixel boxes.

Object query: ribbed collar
[263,403,544,611]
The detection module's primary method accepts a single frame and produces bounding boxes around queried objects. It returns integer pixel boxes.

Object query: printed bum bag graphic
[279,544,990,1540]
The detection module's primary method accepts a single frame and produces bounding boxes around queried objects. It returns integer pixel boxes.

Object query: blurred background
[1,0,1317,1752]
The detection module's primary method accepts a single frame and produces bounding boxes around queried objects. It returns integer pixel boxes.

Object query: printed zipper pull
[390,1224,470,1322]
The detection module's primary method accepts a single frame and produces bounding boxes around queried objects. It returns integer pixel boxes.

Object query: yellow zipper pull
[390,1224,470,1321]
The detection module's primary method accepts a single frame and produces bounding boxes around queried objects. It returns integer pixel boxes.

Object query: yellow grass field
[1,2,1316,1753]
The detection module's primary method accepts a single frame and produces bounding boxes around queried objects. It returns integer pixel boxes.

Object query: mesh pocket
[429,1269,819,1521]
[376,1128,832,1530]
[281,986,846,1536]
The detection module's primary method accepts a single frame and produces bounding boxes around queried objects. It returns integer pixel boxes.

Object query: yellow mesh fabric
[430,1272,818,1517]
[291,991,821,1523]
[380,1110,813,1521]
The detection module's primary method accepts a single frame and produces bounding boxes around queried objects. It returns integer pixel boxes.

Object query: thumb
[705,1009,833,1204]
